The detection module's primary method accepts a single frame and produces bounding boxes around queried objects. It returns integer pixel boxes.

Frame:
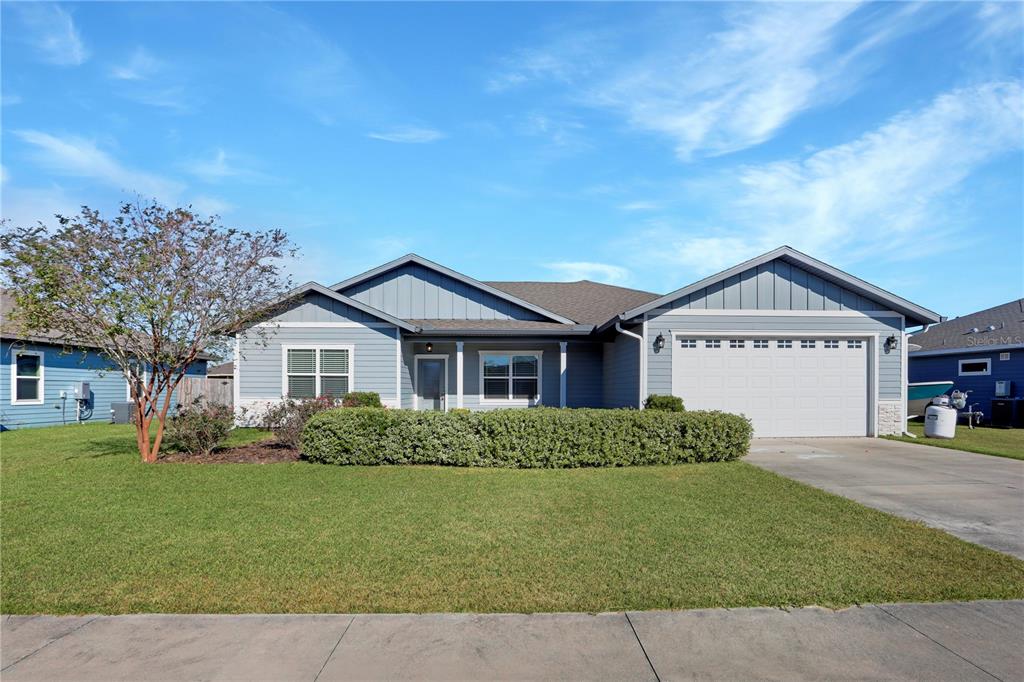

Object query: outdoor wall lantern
[885,334,899,352]
[654,333,666,352]
[426,342,434,353]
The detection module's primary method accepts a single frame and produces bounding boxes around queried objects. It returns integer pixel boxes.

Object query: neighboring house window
[958,359,991,376]
[11,350,44,404]
[481,352,541,403]
[1000,352,1011,361]
[284,346,352,399]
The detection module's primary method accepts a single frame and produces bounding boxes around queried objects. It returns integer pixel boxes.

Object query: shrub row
[301,407,752,468]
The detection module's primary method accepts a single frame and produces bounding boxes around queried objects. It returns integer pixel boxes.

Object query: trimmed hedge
[342,392,382,408]
[301,408,752,467]
[644,394,685,411]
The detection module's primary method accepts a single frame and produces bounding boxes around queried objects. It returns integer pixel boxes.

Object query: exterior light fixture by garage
[425,342,433,353]
[885,334,899,352]
[654,333,666,352]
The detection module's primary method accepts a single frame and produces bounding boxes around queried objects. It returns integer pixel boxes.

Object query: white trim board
[654,308,904,319]
[413,353,449,411]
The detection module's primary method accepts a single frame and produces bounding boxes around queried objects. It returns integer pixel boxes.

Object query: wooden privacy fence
[174,376,234,408]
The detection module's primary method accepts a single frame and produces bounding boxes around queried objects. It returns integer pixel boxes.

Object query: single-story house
[235,246,940,437]
[1,292,208,430]
[909,299,1024,420]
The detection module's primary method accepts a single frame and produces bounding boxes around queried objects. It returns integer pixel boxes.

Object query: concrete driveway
[747,437,1024,559]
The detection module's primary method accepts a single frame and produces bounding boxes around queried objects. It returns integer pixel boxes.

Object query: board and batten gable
[339,262,546,321]
[667,259,890,312]
[235,292,401,413]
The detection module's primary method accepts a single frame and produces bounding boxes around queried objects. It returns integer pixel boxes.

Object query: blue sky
[2,2,1021,320]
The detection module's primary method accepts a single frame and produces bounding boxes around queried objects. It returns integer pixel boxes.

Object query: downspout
[615,322,645,409]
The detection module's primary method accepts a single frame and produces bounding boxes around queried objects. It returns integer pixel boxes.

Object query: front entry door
[417,358,446,411]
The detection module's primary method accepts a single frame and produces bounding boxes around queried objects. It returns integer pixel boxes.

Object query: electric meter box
[74,381,90,399]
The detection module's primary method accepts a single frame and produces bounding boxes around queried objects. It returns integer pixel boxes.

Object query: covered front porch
[399,337,605,411]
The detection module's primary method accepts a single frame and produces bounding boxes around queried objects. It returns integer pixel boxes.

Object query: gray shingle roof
[483,280,660,326]
[909,299,1024,353]
[207,361,234,377]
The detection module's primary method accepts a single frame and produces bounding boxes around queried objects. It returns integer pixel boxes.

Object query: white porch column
[559,341,567,408]
[456,341,464,409]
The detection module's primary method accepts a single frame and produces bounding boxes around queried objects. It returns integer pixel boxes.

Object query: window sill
[10,399,45,406]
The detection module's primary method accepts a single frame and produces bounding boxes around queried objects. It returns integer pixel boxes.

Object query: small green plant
[164,399,234,457]
[302,407,751,467]
[341,392,382,408]
[644,394,685,411]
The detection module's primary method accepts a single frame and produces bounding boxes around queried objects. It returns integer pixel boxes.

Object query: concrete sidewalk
[3,601,1022,681]
[747,437,1024,559]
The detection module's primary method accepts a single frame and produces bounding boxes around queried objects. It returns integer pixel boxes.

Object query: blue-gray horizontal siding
[646,313,903,400]
[667,259,888,312]
[238,298,398,402]
[567,342,603,408]
[275,292,391,324]
[0,341,127,429]
[603,330,640,409]
[341,263,543,321]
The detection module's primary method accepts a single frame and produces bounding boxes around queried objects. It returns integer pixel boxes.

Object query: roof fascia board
[329,254,576,325]
[910,343,1024,357]
[618,246,941,325]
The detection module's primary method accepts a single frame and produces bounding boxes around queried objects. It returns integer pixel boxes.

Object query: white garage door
[671,336,869,437]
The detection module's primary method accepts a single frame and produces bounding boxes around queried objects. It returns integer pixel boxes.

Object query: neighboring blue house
[909,299,1024,422]
[1,292,208,430]
[234,246,940,438]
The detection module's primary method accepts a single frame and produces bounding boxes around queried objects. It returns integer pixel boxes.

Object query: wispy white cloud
[14,130,184,202]
[368,127,445,144]
[623,81,1024,274]
[109,47,163,81]
[184,148,271,183]
[618,201,661,212]
[1,93,23,107]
[974,2,1024,42]
[0,184,82,228]
[488,4,939,160]
[10,3,88,66]
[189,196,235,216]
[545,261,630,285]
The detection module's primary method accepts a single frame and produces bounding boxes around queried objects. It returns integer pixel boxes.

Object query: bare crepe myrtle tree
[1,200,295,462]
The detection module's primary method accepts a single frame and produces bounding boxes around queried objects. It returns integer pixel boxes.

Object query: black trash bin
[990,399,1014,428]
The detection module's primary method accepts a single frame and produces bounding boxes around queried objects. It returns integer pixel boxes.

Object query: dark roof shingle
[483,280,660,326]
[910,299,1024,352]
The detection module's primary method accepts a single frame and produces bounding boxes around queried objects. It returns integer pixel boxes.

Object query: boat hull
[907,381,954,418]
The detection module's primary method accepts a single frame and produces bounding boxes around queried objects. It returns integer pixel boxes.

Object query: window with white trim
[824,339,839,349]
[12,350,44,404]
[481,352,541,402]
[777,340,792,349]
[847,340,863,349]
[729,339,745,348]
[753,339,768,349]
[800,339,815,349]
[285,347,351,399]
[679,339,696,348]
[1000,352,1011,361]
[705,339,721,349]
[959,359,990,376]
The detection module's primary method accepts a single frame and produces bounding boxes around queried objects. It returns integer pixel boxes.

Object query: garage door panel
[672,335,869,438]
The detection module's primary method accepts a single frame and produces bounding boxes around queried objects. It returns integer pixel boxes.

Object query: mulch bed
[159,441,302,464]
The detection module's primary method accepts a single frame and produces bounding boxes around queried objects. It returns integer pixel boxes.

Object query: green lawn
[2,423,1022,614]
[885,422,1024,461]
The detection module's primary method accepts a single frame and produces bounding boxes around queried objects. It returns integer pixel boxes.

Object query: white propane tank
[924,404,957,439]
